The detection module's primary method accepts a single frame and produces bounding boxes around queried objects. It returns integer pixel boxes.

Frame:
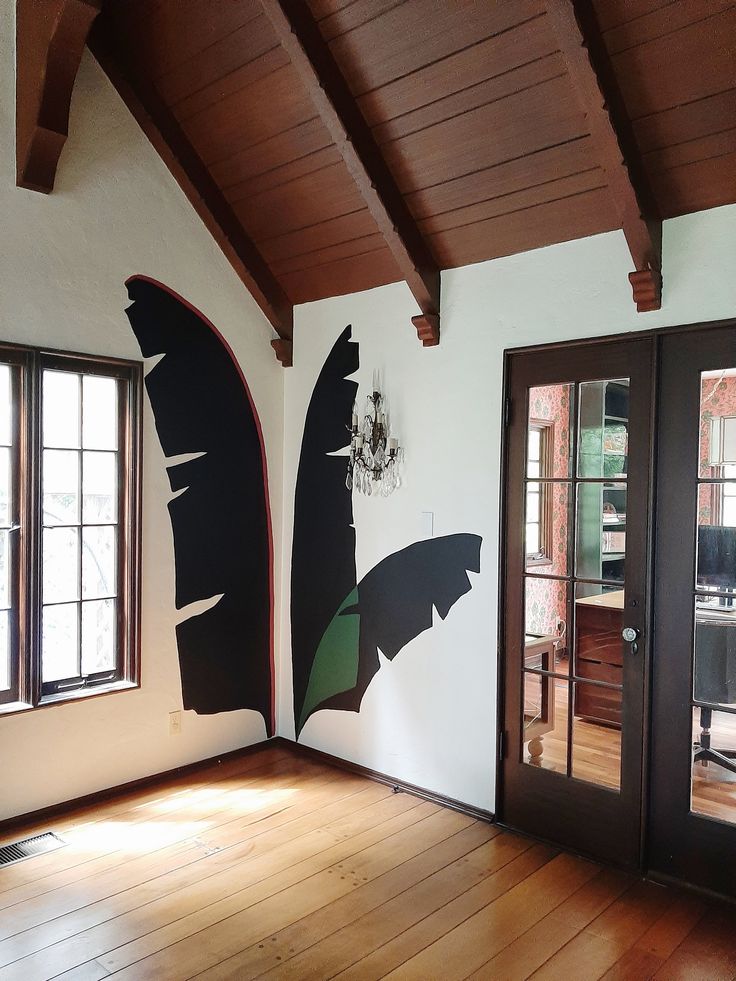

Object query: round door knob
[622,626,640,643]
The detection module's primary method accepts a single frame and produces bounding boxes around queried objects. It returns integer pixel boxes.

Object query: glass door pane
[522,379,628,793]
[691,370,736,824]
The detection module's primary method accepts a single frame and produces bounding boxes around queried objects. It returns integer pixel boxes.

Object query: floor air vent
[0,832,65,868]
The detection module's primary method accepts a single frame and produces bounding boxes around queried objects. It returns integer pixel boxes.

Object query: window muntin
[0,346,140,710]
[526,420,554,565]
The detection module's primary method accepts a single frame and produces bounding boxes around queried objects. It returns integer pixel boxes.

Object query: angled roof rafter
[260,0,442,346]
[545,0,663,312]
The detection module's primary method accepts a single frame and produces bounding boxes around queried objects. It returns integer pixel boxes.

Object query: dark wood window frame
[0,342,142,714]
[526,419,554,567]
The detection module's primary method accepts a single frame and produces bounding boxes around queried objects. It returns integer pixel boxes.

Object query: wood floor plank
[0,769,381,965]
[529,880,677,980]
[2,746,735,981]
[379,852,600,980]
[468,866,635,981]
[0,786,416,979]
[0,750,299,904]
[99,805,472,980]
[601,894,708,980]
[652,904,736,979]
[331,843,557,981]
[197,827,524,980]
[0,759,346,935]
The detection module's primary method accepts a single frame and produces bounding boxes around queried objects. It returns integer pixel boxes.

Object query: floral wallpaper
[526,383,571,643]
[698,374,736,523]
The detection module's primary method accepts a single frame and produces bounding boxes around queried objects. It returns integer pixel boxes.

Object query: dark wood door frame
[649,320,736,900]
[496,315,736,890]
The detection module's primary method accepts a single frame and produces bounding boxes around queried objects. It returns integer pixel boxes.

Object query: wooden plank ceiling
[22,1,736,354]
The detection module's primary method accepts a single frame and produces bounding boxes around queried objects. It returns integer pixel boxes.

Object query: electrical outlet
[169,710,182,736]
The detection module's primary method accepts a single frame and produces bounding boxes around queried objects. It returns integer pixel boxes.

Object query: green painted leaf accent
[298,586,360,734]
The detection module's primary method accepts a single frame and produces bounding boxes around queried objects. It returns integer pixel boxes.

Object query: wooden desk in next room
[575,589,624,727]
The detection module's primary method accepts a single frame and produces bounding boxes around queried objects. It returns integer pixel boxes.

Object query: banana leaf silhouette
[125,276,274,733]
[292,326,481,736]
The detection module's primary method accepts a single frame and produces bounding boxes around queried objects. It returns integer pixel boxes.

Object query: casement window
[0,345,141,712]
[526,419,554,565]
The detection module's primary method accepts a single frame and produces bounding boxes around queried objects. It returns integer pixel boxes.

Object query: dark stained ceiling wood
[88,18,294,342]
[23,0,736,339]
[260,0,441,345]
[16,0,102,193]
[545,0,662,312]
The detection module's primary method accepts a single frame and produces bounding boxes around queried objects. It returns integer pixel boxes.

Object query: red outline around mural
[124,275,276,736]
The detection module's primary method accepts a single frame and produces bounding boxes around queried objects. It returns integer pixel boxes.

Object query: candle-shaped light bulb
[351,404,358,430]
[388,436,398,452]
[356,434,364,448]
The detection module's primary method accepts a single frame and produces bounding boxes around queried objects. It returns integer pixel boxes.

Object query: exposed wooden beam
[545,0,662,312]
[87,18,294,354]
[261,0,441,345]
[271,339,293,368]
[16,0,102,193]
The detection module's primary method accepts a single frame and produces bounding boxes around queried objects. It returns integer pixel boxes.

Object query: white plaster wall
[0,3,283,820]
[281,204,736,813]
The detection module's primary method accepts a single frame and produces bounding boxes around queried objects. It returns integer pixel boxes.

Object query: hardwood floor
[1,744,735,980]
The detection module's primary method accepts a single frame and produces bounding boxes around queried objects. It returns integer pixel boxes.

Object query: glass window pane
[82,599,116,675]
[693,596,736,709]
[528,384,573,479]
[82,376,118,450]
[0,610,8,691]
[43,527,79,603]
[526,490,540,523]
[0,447,9,527]
[578,379,629,478]
[43,450,80,526]
[697,486,736,593]
[526,482,570,576]
[526,522,540,555]
[43,371,80,448]
[700,370,736,476]
[82,452,117,524]
[42,603,79,682]
[576,483,626,583]
[528,427,540,462]
[82,526,116,599]
[572,682,621,791]
[691,706,736,823]
[0,531,9,609]
[0,365,11,446]
[525,577,570,676]
[523,670,567,775]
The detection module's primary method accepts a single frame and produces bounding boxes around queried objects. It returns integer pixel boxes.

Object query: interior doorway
[498,319,736,900]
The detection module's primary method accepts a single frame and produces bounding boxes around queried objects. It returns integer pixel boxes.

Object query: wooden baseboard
[0,734,493,837]
[273,736,494,824]
[0,737,276,836]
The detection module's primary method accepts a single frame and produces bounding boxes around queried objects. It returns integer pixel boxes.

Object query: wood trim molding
[87,18,295,355]
[261,0,442,344]
[15,0,102,194]
[545,0,662,312]
[273,737,494,824]
[271,338,293,368]
[0,739,275,837]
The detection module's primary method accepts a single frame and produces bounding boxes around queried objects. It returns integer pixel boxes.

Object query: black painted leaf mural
[125,276,273,733]
[298,534,482,733]
[292,325,482,736]
[291,325,359,733]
